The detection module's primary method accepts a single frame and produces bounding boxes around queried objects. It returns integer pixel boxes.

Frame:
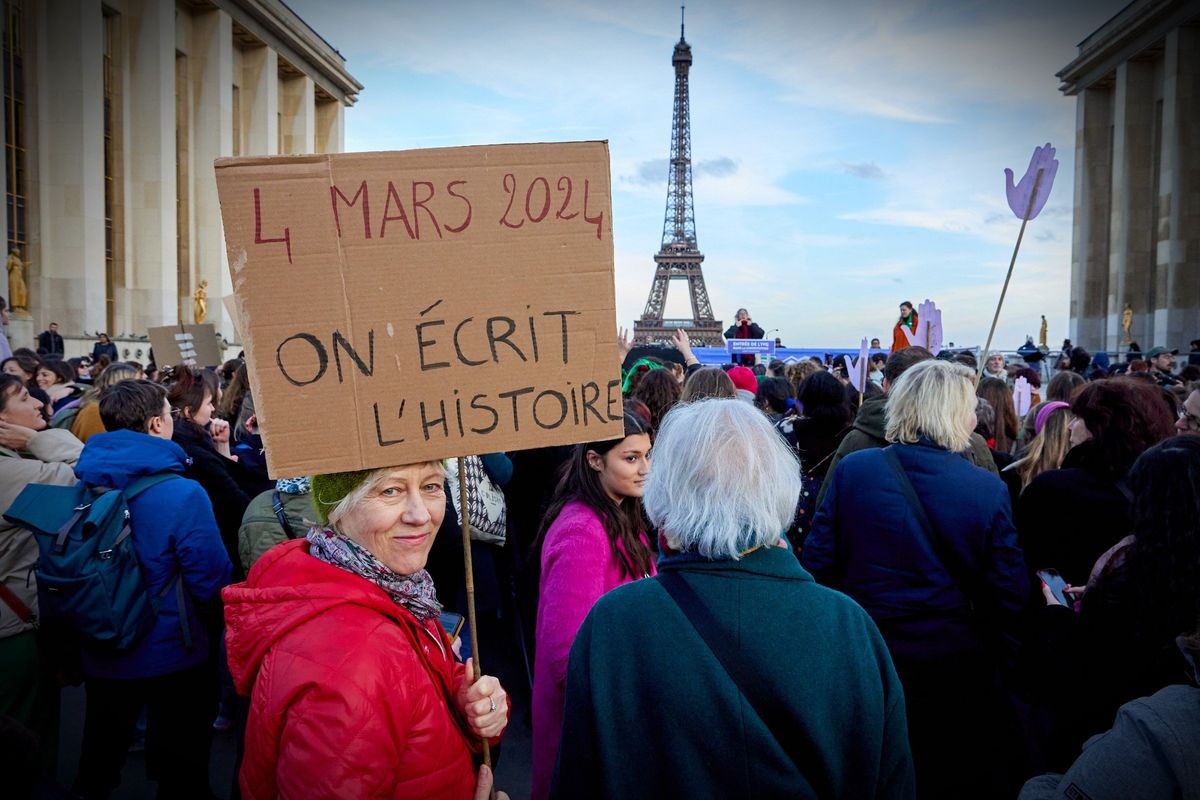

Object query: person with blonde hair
[552,399,914,798]
[802,359,1028,799]
[1011,402,1072,491]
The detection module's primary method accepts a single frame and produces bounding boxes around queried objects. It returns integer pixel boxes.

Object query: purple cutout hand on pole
[1004,143,1058,221]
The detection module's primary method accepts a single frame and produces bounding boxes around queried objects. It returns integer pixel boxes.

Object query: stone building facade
[1058,0,1199,353]
[2,0,360,355]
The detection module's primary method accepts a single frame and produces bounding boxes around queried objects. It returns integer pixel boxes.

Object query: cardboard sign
[147,323,223,368]
[726,339,775,356]
[844,338,870,393]
[214,142,622,478]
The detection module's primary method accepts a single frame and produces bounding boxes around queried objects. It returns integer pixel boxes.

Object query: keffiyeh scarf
[306,527,442,622]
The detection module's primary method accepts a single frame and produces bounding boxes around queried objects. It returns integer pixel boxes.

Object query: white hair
[884,359,976,452]
[644,398,801,560]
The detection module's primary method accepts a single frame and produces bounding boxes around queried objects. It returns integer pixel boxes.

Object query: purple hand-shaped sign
[1004,143,1058,221]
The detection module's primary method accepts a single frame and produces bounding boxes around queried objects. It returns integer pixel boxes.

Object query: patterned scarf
[306,527,442,622]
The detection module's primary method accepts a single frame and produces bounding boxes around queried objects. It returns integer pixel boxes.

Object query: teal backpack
[3,474,190,652]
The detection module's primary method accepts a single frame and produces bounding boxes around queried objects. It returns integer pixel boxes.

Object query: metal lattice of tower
[633,8,723,347]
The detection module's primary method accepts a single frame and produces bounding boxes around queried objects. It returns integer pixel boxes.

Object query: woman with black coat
[166,366,271,581]
[1031,437,1200,770]
[1015,378,1175,587]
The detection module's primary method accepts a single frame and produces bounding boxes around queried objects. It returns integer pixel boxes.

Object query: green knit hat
[310,469,374,525]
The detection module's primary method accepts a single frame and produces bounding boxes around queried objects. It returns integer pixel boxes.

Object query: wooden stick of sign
[858,356,866,407]
[978,168,1044,381]
[457,457,493,780]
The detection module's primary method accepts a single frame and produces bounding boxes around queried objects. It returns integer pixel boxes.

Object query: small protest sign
[726,339,775,357]
[1013,376,1032,418]
[214,142,622,478]
[147,323,223,368]
[901,299,944,356]
[844,338,870,393]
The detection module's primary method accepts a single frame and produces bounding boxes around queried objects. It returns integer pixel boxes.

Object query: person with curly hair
[1031,436,1200,771]
[630,367,681,433]
[1016,378,1177,587]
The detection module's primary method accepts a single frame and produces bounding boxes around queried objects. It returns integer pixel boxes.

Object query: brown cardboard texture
[214,141,622,478]
[147,323,223,368]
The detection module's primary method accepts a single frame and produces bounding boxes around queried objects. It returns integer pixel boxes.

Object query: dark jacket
[723,321,765,340]
[172,420,272,581]
[802,441,1030,797]
[1019,637,1200,800]
[816,395,998,508]
[90,340,118,361]
[1030,542,1194,767]
[803,442,1029,667]
[1014,440,1130,587]
[74,430,231,679]
[551,546,915,800]
[36,329,64,355]
[237,487,318,573]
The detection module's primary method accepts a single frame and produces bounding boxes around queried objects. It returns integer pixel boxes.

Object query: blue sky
[289,0,1128,349]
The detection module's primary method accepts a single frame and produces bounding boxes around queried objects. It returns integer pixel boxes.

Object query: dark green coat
[550,546,915,800]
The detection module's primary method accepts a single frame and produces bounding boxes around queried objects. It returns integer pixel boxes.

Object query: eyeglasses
[1179,408,1200,430]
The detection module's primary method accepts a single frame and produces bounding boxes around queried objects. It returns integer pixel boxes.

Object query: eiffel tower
[633,9,723,346]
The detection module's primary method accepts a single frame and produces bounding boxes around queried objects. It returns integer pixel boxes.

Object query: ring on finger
[489,697,496,713]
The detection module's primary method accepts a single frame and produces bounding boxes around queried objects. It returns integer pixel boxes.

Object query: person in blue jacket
[802,359,1029,800]
[72,379,232,800]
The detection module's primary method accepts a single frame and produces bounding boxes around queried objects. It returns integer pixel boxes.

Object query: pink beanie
[727,366,758,394]
[1034,401,1070,436]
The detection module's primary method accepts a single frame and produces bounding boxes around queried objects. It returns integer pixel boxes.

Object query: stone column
[315,97,343,153]
[190,7,234,342]
[279,73,315,154]
[1069,87,1113,350]
[1157,26,1200,350]
[125,0,176,336]
[34,0,106,335]
[240,44,278,156]
[1106,60,1156,353]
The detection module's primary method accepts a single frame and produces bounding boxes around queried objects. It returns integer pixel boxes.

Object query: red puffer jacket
[224,539,482,799]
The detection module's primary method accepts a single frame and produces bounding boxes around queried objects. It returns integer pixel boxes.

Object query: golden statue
[1121,302,1133,344]
[193,280,208,324]
[6,248,28,314]
[1039,315,1048,348]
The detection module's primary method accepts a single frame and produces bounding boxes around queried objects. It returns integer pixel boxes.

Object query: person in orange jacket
[891,301,918,354]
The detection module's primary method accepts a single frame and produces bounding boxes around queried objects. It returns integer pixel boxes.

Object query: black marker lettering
[497,386,535,432]
[486,317,527,363]
[416,320,450,371]
[532,389,569,430]
[331,329,375,383]
[420,399,449,441]
[469,394,499,435]
[276,333,328,387]
[453,317,486,366]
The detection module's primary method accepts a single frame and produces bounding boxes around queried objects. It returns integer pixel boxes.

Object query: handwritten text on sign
[215,142,622,478]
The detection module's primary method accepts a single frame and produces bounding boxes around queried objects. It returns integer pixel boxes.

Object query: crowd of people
[1,311,1199,799]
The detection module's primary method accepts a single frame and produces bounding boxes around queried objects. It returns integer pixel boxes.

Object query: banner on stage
[727,339,775,357]
[215,141,622,478]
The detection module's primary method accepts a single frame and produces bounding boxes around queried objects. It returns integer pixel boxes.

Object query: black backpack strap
[657,571,825,795]
[881,446,976,607]
[272,491,297,539]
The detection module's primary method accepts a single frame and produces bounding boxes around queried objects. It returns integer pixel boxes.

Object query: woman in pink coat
[531,411,655,799]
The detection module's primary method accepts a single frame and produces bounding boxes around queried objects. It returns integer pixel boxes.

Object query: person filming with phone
[1028,436,1200,775]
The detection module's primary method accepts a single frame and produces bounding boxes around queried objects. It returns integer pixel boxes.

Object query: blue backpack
[3,473,190,652]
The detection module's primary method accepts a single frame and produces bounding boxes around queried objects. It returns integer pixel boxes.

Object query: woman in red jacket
[891,301,918,354]
[223,461,510,800]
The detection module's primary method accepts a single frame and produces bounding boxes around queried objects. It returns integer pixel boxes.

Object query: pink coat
[531,501,655,800]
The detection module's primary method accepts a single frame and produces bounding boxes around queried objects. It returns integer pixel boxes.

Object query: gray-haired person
[551,398,915,799]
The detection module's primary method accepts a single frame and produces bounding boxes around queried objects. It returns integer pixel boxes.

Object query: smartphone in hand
[1037,568,1072,607]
